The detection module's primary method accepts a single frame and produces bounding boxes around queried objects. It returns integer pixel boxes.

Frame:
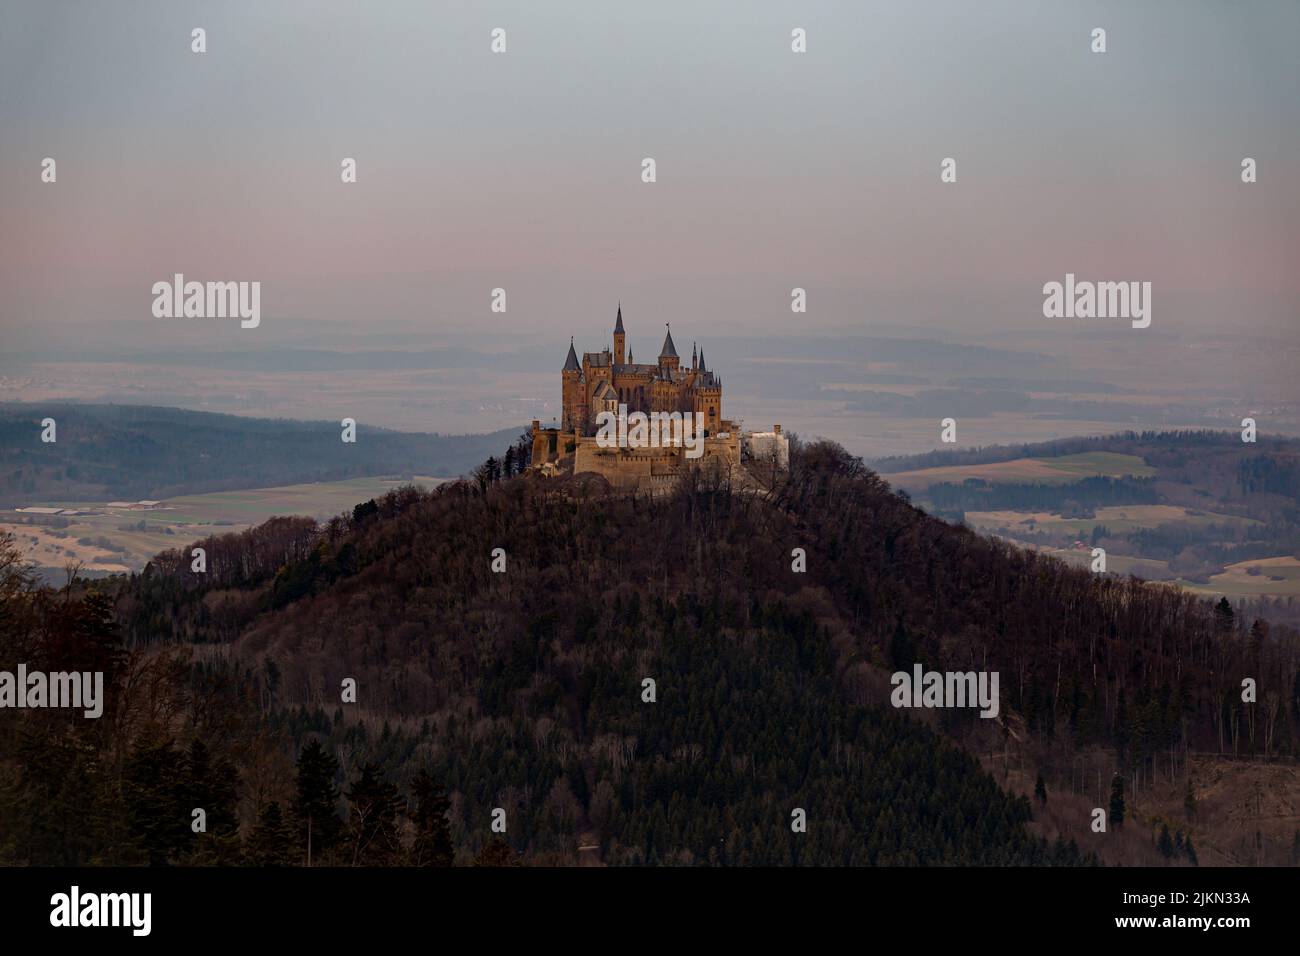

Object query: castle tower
[699,381,721,433]
[658,323,680,372]
[695,349,721,433]
[555,309,719,439]
[613,303,626,366]
[561,337,584,432]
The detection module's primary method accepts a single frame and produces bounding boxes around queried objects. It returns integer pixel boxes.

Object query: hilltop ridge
[86,441,1300,864]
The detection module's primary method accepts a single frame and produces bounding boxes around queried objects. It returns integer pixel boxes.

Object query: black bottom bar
[0,865,1283,942]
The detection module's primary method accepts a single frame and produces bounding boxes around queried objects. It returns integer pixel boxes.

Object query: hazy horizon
[2,0,1298,454]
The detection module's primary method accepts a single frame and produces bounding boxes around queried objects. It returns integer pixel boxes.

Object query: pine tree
[514,432,533,472]
[889,617,914,669]
[1248,618,1268,657]
[185,740,238,833]
[293,739,342,862]
[410,770,454,866]
[1184,778,1196,821]
[1157,823,1174,858]
[1109,774,1126,828]
[184,739,240,863]
[1114,689,1129,761]
[345,762,401,866]
[123,739,188,866]
[1034,773,1048,805]
[1185,836,1198,866]
[245,802,294,866]
[1214,596,1234,635]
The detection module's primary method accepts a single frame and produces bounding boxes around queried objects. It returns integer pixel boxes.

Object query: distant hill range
[872,430,1300,614]
[871,429,1300,483]
[0,403,524,502]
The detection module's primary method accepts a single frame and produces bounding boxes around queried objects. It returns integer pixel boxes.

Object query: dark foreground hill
[0,402,522,501]
[4,442,1297,866]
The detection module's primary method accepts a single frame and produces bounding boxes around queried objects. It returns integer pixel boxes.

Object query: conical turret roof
[659,324,678,359]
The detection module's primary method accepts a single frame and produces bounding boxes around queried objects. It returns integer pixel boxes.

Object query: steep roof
[563,338,580,371]
[659,325,678,359]
[614,304,625,334]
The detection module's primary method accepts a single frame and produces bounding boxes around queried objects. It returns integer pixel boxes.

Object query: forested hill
[868,428,1300,476]
[65,442,1290,866]
[5,442,1294,868]
[0,403,521,501]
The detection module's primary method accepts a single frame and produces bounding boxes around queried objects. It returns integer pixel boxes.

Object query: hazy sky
[2,0,1298,356]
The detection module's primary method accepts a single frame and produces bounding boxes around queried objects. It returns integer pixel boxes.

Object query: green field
[1015,544,1300,598]
[967,504,1260,537]
[1027,545,1175,579]
[1005,541,1300,598]
[1,476,443,574]
[1033,451,1157,478]
[1179,557,1300,598]
[884,451,1155,489]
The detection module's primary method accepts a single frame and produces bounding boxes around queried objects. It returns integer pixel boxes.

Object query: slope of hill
[0,403,522,502]
[58,441,1291,866]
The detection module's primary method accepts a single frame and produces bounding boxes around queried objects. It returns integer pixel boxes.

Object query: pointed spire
[698,349,707,372]
[659,323,678,359]
[692,341,697,369]
[614,302,625,334]
[563,336,580,371]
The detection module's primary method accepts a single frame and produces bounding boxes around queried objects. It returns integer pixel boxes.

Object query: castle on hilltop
[530,305,788,491]
[560,304,722,436]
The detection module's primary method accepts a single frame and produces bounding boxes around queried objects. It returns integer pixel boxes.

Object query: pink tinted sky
[1,0,1297,344]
